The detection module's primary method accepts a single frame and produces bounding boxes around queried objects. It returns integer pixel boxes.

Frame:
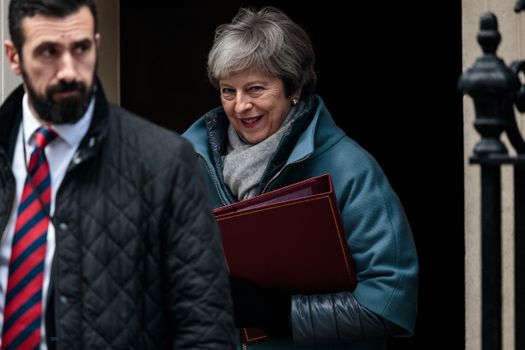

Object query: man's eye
[40,47,57,58]
[74,43,91,55]
[75,46,86,54]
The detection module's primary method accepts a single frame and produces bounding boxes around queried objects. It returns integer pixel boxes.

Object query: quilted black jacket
[0,84,236,349]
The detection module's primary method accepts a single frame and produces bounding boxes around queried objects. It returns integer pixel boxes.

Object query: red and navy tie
[2,127,57,350]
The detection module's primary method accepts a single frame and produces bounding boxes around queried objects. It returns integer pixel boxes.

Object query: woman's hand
[229,277,291,336]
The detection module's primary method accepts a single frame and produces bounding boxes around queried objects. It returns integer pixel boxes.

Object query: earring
[292,98,299,106]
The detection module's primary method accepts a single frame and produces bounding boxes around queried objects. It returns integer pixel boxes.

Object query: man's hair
[9,0,98,54]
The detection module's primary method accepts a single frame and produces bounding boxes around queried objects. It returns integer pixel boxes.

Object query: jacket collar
[284,95,321,163]
[283,94,345,164]
[84,78,109,143]
[183,106,222,160]
[0,85,25,161]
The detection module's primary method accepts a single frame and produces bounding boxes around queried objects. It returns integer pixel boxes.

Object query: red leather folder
[213,173,357,344]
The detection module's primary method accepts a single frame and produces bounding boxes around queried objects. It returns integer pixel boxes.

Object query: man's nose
[56,53,76,82]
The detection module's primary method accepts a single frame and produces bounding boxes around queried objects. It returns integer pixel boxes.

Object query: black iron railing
[459,5,525,350]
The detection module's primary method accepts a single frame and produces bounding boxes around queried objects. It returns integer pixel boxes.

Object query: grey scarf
[223,108,297,200]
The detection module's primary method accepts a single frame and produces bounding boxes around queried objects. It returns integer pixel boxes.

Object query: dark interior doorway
[120,2,464,349]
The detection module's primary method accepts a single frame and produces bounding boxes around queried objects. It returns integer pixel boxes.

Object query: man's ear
[4,40,21,75]
[95,33,101,48]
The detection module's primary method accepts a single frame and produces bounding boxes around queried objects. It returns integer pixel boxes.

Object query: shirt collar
[22,92,95,147]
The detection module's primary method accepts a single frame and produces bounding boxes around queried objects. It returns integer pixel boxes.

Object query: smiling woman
[182,6,419,350]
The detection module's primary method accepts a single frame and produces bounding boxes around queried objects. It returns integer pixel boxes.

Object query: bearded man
[0,1,235,349]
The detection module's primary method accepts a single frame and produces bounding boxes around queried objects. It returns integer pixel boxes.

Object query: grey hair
[207,6,317,99]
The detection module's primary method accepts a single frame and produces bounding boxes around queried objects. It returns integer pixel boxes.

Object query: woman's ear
[294,88,302,100]
[291,88,302,105]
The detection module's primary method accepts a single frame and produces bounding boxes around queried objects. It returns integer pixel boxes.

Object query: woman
[183,6,418,350]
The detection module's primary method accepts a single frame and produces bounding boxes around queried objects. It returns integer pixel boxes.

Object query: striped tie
[2,127,57,350]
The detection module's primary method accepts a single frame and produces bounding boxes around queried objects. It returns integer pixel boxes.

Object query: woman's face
[219,69,296,144]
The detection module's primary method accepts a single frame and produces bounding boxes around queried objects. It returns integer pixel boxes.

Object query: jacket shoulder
[107,105,196,165]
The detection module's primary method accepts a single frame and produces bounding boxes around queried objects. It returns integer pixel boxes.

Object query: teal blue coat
[183,95,418,349]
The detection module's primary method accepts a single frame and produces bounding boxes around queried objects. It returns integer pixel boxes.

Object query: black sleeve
[291,291,405,345]
[164,140,236,349]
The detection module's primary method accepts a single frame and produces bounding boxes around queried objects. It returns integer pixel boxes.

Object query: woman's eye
[221,88,235,96]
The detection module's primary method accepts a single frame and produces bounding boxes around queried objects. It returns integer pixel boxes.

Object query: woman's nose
[234,93,253,114]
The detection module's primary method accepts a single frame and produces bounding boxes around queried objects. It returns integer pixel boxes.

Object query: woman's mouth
[240,116,263,128]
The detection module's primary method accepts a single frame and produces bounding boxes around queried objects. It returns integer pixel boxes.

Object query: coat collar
[287,95,322,163]
[0,85,24,161]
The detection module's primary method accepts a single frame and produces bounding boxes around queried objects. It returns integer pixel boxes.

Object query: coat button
[59,295,68,304]
[59,222,69,230]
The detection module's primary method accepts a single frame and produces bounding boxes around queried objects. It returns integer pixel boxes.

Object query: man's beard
[22,69,96,125]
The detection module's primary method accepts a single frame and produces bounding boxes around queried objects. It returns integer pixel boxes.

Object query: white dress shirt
[0,93,94,349]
